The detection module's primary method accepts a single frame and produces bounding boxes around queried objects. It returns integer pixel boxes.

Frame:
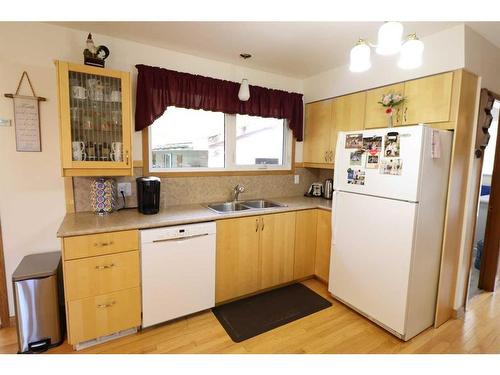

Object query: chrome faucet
[233,184,246,202]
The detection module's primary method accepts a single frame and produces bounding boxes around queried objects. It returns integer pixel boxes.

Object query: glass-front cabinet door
[56,61,132,176]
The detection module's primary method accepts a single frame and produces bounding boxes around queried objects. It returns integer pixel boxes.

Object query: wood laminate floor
[1,279,499,354]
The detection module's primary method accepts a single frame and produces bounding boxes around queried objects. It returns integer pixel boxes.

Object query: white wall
[303,24,466,103]
[0,22,303,315]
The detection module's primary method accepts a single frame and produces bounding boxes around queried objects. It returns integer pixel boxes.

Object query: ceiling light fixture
[349,22,424,72]
[238,53,252,101]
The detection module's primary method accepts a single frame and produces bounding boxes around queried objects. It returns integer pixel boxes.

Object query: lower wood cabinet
[294,210,318,279]
[216,211,296,303]
[315,209,333,282]
[216,209,333,304]
[62,230,141,346]
[67,287,141,344]
[260,213,296,289]
[215,216,261,303]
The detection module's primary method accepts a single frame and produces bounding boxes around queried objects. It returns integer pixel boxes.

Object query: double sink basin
[206,199,287,213]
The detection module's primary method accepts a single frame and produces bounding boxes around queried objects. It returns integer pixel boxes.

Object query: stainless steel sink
[240,199,286,209]
[206,202,250,213]
[205,199,286,213]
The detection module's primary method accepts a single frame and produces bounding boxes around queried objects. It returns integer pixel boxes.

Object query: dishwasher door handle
[151,233,210,243]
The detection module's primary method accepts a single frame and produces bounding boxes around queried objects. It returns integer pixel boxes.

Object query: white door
[333,125,425,202]
[329,191,417,335]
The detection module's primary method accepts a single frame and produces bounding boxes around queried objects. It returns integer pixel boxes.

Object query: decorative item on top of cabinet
[377,91,405,128]
[56,60,132,177]
[83,33,110,68]
[365,83,405,129]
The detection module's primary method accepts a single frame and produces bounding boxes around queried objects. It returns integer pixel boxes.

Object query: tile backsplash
[73,167,332,212]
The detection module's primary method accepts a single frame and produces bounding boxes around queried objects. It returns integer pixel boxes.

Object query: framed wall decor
[4,71,46,152]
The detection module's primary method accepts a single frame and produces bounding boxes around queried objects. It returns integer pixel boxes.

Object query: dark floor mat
[212,283,332,342]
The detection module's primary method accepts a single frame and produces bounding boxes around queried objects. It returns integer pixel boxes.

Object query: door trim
[0,221,10,328]
[478,91,500,291]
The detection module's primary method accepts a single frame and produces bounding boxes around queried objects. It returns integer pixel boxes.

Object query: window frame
[142,109,295,177]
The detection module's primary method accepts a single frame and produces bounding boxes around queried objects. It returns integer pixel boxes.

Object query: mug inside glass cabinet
[68,70,123,162]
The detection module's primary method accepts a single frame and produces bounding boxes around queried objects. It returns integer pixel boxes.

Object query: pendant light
[348,22,424,72]
[238,53,251,101]
[376,21,403,56]
[398,33,424,70]
[349,39,371,73]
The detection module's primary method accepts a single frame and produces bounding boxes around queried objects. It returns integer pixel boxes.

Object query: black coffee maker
[136,177,161,215]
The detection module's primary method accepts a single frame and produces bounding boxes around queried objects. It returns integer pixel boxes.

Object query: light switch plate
[294,174,300,184]
[117,182,132,196]
[0,119,11,127]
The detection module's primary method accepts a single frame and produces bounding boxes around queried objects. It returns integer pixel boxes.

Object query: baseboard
[452,306,465,319]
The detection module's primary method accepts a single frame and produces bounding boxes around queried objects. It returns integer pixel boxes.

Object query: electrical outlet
[294,174,300,184]
[117,182,132,197]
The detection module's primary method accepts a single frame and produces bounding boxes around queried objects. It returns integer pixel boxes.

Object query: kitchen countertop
[57,196,332,237]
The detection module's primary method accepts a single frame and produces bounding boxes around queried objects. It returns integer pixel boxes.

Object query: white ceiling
[52,21,499,79]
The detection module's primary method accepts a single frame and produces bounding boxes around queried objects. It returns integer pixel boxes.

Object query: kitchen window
[148,107,292,174]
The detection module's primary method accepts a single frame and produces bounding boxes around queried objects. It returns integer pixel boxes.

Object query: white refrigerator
[328,125,452,341]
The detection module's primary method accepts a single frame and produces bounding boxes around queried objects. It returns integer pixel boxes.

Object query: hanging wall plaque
[4,71,46,152]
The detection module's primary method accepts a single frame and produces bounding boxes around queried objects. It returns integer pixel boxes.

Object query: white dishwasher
[140,222,216,328]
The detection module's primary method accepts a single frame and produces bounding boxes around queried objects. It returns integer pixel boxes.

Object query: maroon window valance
[135,64,304,141]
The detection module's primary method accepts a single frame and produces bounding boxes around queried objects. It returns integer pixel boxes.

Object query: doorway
[467,99,500,301]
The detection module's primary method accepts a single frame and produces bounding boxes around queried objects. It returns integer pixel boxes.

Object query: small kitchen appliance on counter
[323,179,333,199]
[306,182,324,197]
[136,176,161,215]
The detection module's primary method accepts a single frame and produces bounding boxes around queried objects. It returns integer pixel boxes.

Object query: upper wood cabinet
[56,61,133,177]
[362,72,455,130]
[303,100,334,166]
[364,83,405,129]
[303,92,365,167]
[400,72,454,126]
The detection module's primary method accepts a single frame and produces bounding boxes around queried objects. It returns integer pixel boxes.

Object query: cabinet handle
[95,263,116,270]
[396,107,400,123]
[94,241,114,247]
[261,217,265,231]
[403,107,408,122]
[97,301,116,309]
[125,150,129,166]
[329,151,334,162]
[255,218,259,232]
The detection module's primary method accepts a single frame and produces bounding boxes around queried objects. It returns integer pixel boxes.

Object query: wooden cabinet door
[364,83,405,129]
[315,209,332,282]
[294,210,318,279]
[67,287,141,345]
[260,212,296,289]
[215,216,261,303]
[401,72,454,125]
[331,92,366,161]
[303,100,334,164]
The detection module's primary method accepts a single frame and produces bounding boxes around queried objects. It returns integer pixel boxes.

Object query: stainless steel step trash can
[12,251,65,353]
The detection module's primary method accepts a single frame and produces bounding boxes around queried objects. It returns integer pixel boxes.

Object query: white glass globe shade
[398,37,424,69]
[238,79,250,101]
[349,42,371,72]
[376,22,403,56]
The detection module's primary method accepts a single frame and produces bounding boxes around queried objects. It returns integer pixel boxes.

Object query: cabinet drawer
[63,230,138,260]
[67,287,141,345]
[64,251,140,300]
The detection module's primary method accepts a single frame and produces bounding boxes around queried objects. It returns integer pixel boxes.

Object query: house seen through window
[149,107,291,172]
